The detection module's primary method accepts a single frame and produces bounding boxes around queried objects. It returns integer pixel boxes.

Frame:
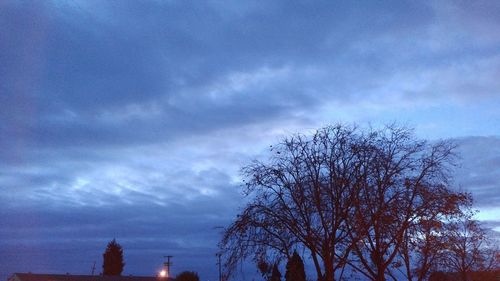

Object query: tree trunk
[324,266,334,281]
[375,265,386,281]
[322,251,335,281]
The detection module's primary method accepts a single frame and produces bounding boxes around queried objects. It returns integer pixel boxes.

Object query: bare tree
[220,125,364,281]
[396,194,471,281]
[343,126,473,281]
[439,214,500,281]
[220,124,469,281]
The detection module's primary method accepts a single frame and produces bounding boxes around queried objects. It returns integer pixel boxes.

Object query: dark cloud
[4,0,497,151]
[0,175,241,280]
[454,136,500,208]
[2,1,499,156]
[1,1,500,280]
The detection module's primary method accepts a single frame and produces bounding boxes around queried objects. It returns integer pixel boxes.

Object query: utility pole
[163,255,173,277]
[91,261,96,275]
[216,252,222,281]
[213,226,224,281]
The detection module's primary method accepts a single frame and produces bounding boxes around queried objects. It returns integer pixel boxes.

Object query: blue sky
[1,1,499,280]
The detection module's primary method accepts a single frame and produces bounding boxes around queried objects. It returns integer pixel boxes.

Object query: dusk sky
[1,1,500,280]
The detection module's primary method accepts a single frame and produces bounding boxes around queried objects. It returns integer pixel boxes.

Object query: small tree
[258,259,272,281]
[396,194,471,281]
[258,259,281,281]
[439,214,499,281]
[270,264,282,281]
[175,271,199,281]
[102,239,125,275]
[285,251,306,281]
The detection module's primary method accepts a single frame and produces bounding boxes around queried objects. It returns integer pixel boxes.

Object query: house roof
[9,273,173,281]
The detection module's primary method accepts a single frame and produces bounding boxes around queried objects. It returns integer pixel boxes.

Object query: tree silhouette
[257,260,281,281]
[102,239,125,275]
[342,126,470,281]
[270,264,282,281]
[220,124,471,281]
[285,251,305,281]
[257,259,271,281]
[175,271,199,281]
[221,125,364,280]
[438,214,500,281]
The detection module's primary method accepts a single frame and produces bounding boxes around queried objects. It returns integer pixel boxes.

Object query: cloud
[2,0,500,154]
[0,167,241,278]
[454,136,500,208]
[1,0,500,280]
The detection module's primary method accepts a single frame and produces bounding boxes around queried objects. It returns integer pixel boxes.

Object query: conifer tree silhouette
[270,264,282,281]
[102,239,125,275]
[285,251,305,281]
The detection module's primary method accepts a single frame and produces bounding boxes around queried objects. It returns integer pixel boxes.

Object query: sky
[1,0,500,280]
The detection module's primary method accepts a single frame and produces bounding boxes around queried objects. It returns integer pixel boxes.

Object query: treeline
[220,124,499,281]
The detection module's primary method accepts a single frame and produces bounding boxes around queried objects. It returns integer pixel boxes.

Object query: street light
[159,269,168,278]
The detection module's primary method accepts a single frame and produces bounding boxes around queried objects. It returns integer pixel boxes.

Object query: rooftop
[8,273,173,281]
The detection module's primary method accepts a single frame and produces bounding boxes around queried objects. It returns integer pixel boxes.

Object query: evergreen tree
[258,260,281,281]
[270,264,281,281]
[285,251,305,281]
[257,259,271,280]
[102,239,125,275]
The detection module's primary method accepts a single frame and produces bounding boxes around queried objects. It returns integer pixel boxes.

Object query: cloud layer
[1,1,499,280]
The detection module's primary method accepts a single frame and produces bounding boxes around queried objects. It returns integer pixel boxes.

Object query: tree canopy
[175,271,199,281]
[102,239,125,276]
[220,124,488,281]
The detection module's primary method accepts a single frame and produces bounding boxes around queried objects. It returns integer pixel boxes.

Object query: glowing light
[159,270,167,278]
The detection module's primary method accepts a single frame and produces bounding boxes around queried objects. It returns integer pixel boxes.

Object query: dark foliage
[285,251,305,281]
[102,239,125,275]
[270,264,282,281]
[257,260,271,280]
[175,271,199,281]
[258,260,281,281]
